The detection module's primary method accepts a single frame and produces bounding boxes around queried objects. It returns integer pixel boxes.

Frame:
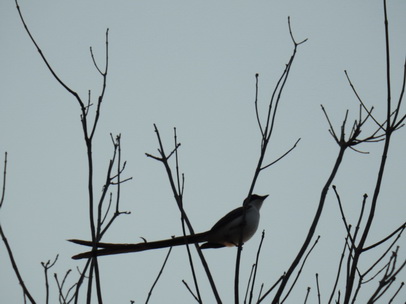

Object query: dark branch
[145,247,173,303]
[260,138,301,170]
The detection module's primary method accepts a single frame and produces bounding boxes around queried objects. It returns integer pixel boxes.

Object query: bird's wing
[209,206,245,232]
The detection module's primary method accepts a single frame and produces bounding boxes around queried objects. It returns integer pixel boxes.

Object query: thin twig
[100,192,113,227]
[303,287,311,304]
[383,0,392,127]
[145,247,173,303]
[260,138,301,170]
[257,274,285,303]
[237,18,307,304]
[254,74,265,137]
[327,236,348,304]
[41,255,59,304]
[96,135,119,238]
[363,256,393,284]
[315,273,321,304]
[0,152,7,208]
[0,152,36,304]
[388,281,404,304]
[89,28,109,140]
[15,2,112,301]
[85,90,92,116]
[362,223,405,278]
[272,143,347,304]
[174,128,202,303]
[244,264,256,304]
[0,224,37,303]
[344,71,384,131]
[332,185,354,245]
[352,194,368,249]
[392,58,406,126]
[98,135,131,238]
[281,236,320,304]
[362,222,405,252]
[15,0,85,109]
[182,280,201,303]
[54,269,72,304]
[90,47,103,75]
[146,124,221,303]
[256,283,264,304]
[343,2,398,302]
[248,230,265,304]
[73,260,91,304]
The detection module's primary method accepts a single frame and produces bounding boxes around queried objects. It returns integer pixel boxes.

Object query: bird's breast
[242,207,260,242]
[208,206,260,245]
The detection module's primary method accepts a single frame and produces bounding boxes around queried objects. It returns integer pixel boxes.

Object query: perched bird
[70,194,268,259]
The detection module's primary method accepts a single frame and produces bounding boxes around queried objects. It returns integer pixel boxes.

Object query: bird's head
[243,194,269,209]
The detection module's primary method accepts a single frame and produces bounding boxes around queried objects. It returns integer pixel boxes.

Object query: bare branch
[287,16,308,46]
[257,283,264,304]
[392,58,406,126]
[352,194,368,247]
[0,152,7,208]
[388,281,404,304]
[173,128,203,303]
[344,70,385,131]
[16,3,113,301]
[254,74,265,138]
[54,269,74,304]
[321,105,339,143]
[303,287,311,304]
[145,247,173,304]
[327,236,348,304]
[244,264,256,304]
[362,223,405,280]
[332,185,355,246]
[100,192,113,227]
[348,146,370,154]
[147,124,221,303]
[41,255,59,304]
[363,222,405,252]
[367,250,406,303]
[90,47,104,75]
[15,0,86,111]
[257,274,285,303]
[281,236,320,304]
[260,138,301,170]
[182,280,201,303]
[0,152,36,304]
[272,142,347,304]
[341,3,402,300]
[89,28,109,140]
[315,273,321,304]
[248,230,265,304]
[72,260,91,304]
[238,19,307,303]
[85,90,93,117]
[383,0,392,128]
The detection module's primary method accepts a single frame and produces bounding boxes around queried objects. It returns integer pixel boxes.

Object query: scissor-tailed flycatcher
[70,194,268,259]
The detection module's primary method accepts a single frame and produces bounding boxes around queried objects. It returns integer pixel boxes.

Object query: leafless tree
[1,0,403,303]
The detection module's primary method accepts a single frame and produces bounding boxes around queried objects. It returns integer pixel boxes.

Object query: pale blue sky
[1,1,405,303]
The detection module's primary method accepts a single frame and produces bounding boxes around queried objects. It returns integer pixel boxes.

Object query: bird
[69,194,268,259]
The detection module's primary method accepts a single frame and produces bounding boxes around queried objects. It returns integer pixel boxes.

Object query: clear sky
[1,1,405,303]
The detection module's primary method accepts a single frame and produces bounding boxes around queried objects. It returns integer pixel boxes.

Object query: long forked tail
[69,232,209,259]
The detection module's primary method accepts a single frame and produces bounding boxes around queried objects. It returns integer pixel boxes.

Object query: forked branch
[0,153,37,304]
[236,18,307,303]
[146,124,220,303]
